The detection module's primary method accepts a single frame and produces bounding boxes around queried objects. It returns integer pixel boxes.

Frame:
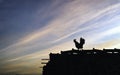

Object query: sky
[1,0,120,74]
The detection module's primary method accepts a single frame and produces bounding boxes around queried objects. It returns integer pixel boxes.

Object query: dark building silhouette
[42,38,120,75]
[42,48,120,75]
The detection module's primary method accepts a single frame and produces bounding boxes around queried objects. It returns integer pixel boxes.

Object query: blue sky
[1,0,120,74]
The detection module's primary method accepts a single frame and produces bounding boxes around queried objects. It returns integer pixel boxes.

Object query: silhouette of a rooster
[73,37,85,50]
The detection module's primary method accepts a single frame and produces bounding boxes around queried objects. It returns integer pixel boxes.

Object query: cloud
[1,0,120,74]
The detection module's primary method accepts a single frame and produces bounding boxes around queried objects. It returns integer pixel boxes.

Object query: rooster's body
[73,38,85,50]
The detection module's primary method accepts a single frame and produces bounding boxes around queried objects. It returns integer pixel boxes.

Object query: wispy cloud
[1,0,120,74]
